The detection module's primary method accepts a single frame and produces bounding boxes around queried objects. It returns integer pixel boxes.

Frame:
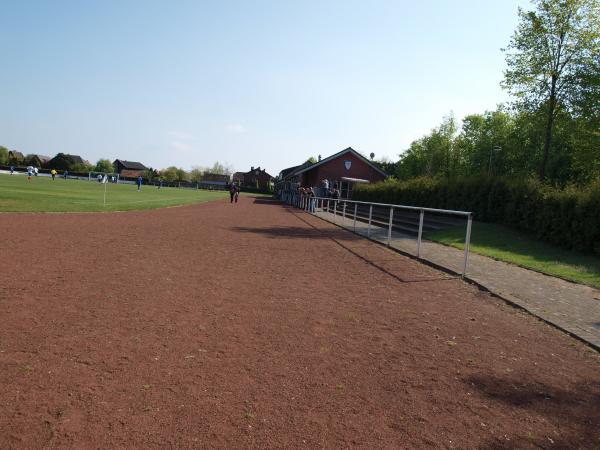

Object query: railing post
[417,209,424,258]
[368,205,373,237]
[353,203,357,231]
[387,207,394,246]
[327,199,330,215]
[333,200,337,222]
[462,214,473,277]
[342,202,346,222]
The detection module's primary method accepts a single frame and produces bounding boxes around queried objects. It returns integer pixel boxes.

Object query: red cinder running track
[1,196,599,449]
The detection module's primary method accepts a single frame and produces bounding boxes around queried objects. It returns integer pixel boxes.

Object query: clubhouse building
[276,147,387,199]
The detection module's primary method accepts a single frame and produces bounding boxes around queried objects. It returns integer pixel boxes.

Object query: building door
[340,181,351,199]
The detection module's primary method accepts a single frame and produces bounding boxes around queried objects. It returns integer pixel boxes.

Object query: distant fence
[282,192,473,276]
[0,167,231,190]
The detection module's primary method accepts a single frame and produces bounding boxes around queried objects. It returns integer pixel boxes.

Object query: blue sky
[1,0,530,174]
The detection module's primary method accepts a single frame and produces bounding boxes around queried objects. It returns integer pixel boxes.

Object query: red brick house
[113,159,148,177]
[233,166,274,190]
[277,147,387,198]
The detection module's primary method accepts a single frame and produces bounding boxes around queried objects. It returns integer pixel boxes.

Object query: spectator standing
[63,170,69,180]
[136,176,143,191]
[9,165,14,175]
[321,178,329,197]
[308,187,316,212]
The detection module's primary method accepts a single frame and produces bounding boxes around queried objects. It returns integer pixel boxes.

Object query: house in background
[112,159,148,178]
[232,171,245,184]
[276,147,387,199]
[47,153,86,171]
[28,154,51,168]
[233,166,274,191]
[199,172,231,189]
[8,150,24,165]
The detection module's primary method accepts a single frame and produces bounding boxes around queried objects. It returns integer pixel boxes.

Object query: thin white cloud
[168,130,197,141]
[171,140,192,153]
[166,130,196,153]
[225,124,247,134]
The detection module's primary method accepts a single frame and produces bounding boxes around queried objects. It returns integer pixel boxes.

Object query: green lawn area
[426,222,600,289]
[0,173,228,212]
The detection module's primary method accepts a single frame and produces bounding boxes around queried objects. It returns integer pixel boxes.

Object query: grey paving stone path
[310,208,600,350]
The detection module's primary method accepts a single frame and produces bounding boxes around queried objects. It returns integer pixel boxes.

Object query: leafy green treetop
[503,0,600,179]
[94,159,113,173]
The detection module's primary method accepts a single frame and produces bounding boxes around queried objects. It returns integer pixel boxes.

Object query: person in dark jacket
[229,183,240,203]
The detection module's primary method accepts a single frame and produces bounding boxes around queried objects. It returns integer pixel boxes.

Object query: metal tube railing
[285,194,473,276]
[309,197,471,217]
[417,209,424,258]
[462,214,473,276]
[387,207,394,246]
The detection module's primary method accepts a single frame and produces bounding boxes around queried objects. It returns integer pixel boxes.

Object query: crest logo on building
[344,160,352,171]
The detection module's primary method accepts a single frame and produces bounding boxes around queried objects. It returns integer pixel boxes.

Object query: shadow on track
[251,198,280,205]
[235,205,456,284]
[465,374,600,449]
[232,225,362,241]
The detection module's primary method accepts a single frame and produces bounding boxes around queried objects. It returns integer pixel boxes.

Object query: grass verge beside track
[426,221,600,289]
[0,173,228,212]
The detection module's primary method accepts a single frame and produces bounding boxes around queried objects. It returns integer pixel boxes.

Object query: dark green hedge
[353,176,600,255]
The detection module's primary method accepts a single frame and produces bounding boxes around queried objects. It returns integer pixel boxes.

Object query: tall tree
[455,110,515,176]
[94,159,113,173]
[396,115,459,179]
[502,0,600,179]
[175,167,190,182]
[160,166,179,182]
[0,146,8,165]
[207,161,233,175]
[189,166,204,182]
[373,157,398,176]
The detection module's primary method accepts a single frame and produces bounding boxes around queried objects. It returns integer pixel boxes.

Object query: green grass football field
[0,173,228,212]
